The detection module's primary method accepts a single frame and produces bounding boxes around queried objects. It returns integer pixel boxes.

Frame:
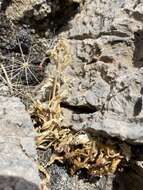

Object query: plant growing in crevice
[31,38,130,180]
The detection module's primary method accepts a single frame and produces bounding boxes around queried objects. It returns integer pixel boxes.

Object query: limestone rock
[0,176,39,190]
[57,0,143,143]
[4,0,81,22]
[48,164,109,190]
[4,0,54,21]
[5,0,36,20]
[0,96,41,189]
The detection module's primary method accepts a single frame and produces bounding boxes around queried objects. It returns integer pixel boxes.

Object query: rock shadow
[0,0,12,11]
[48,163,143,190]
[133,30,143,68]
[113,164,143,190]
[0,175,39,190]
[133,97,142,117]
[133,87,143,117]
[21,1,80,36]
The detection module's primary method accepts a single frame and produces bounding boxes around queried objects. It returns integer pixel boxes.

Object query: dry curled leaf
[31,37,127,177]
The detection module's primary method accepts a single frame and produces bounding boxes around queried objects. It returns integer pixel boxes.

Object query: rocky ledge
[1,0,143,190]
[0,96,41,189]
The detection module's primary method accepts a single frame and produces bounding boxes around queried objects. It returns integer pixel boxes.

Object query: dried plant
[31,38,129,178]
[0,40,44,106]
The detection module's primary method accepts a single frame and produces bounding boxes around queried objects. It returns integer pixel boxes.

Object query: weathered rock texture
[1,0,143,189]
[0,96,40,189]
[5,0,52,21]
[0,176,39,190]
[57,0,143,143]
[40,0,143,188]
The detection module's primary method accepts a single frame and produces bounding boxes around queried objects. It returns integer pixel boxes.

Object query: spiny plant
[0,39,45,105]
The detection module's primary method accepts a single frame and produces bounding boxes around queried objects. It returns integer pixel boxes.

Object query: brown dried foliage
[31,38,128,177]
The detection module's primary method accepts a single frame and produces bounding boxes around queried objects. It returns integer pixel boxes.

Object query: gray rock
[48,164,110,190]
[4,0,51,21]
[62,68,143,143]
[0,96,41,188]
[56,0,143,143]
[0,84,9,96]
[0,176,39,190]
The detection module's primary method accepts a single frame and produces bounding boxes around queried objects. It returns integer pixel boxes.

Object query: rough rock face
[38,0,143,187]
[1,0,143,189]
[57,0,143,143]
[0,176,39,190]
[5,0,52,21]
[48,164,112,190]
[0,96,40,189]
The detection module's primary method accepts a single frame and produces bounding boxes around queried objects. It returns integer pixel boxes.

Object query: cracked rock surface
[0,96,40,189]
[57,0,143,143]
[1,0,143,189]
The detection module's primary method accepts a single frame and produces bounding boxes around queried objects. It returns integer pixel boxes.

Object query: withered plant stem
[0,63,13,94]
